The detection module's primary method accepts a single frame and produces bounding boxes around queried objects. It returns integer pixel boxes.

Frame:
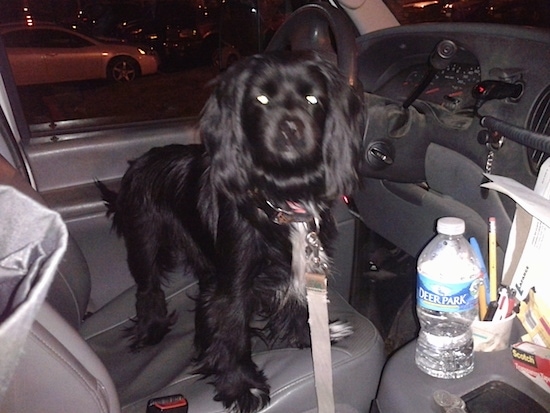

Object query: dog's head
[200,51,363,204]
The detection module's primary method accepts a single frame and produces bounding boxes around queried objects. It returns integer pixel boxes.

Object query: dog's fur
[98,51,363,413]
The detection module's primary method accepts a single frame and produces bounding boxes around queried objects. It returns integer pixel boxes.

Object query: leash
[252,192,336,412]
[305,230,335,413]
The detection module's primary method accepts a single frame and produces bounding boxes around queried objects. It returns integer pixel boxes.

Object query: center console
[371,324,550,412]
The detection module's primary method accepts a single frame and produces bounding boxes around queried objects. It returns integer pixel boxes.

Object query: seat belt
[305,230,335,413]
[252,197,337,413]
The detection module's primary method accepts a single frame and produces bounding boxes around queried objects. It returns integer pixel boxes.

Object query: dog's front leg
[195,284,270,413]
[195,253,270,413]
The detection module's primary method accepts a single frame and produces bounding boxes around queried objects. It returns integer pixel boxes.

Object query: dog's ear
[200,61,255,197]
[317,59,364,198]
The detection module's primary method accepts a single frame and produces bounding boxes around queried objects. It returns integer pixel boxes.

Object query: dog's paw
[126,310,177,350]
[225,387,270,413]
[212,365,270,413]
[329,320,353,343]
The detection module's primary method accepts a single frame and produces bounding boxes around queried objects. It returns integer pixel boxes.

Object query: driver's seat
[0,153,385,412]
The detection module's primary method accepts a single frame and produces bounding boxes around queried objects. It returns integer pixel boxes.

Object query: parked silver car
[0,23,159,85]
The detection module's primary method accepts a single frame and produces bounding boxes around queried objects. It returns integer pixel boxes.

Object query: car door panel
[14,118,199,307]
[43,47,102,82]
[38,29,103,83]
[24,118,201,215]
[5,48,49,85]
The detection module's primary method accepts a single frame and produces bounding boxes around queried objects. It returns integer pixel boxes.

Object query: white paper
[481,175,550,228]
[482,160,550,301]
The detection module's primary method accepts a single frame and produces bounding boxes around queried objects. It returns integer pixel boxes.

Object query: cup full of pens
[470,217,518,352]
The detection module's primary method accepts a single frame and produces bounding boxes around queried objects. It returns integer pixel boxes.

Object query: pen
[488,217,498,302]
[493,290,507,321]
[492,287,518,321]
[483,300,498,321]
[478,282,489,321]
[469,237,490,304]
[469,237,490,319]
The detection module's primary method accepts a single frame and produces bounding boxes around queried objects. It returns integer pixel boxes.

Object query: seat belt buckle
[146,394,188,413]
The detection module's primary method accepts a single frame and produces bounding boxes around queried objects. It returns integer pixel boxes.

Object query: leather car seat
[0,154,385,413]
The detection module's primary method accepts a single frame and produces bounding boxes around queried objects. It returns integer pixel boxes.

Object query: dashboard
[379,60,481,113]
[352,22,550,412]
[353,21,550,270]
[356,23,550,184]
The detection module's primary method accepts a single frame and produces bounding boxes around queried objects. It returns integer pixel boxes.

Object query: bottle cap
[437,217,465,236]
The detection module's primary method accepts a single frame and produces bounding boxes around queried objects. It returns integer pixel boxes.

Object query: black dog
[98,51,363,413]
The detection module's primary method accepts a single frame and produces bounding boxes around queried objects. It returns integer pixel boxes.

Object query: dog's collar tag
[305,230,329,275]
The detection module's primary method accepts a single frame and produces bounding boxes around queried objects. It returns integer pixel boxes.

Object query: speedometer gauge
[420,62,481,111]
[395,62,481,112]
[374,46,482,115]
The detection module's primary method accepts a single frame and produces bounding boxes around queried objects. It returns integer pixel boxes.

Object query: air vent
[527,85,550,174]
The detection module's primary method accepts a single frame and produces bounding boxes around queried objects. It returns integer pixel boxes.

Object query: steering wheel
[265,2,359,89]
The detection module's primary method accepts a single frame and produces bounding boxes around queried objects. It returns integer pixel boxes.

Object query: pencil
[488,217,498,302]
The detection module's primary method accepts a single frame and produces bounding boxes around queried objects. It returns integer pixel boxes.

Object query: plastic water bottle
[415,217,482,379]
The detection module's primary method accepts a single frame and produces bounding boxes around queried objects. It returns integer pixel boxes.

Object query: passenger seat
[0,153,385,413]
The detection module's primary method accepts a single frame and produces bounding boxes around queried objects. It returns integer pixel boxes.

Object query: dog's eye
[256,95,269,105]
[305,95,319,105]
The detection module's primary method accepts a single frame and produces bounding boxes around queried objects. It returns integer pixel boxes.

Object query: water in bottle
[415,217,482,379]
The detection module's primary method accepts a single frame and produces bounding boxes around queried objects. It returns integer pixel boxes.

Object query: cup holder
[463,381,548,413]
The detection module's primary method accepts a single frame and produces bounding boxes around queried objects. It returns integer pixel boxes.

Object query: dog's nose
[280,119,305,146]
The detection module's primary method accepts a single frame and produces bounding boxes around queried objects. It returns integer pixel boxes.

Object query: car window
[0,0,547,136]
[37,29,93,48]
[2,30,33,48]
[2,28,91,48]
[0,0,296,133]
